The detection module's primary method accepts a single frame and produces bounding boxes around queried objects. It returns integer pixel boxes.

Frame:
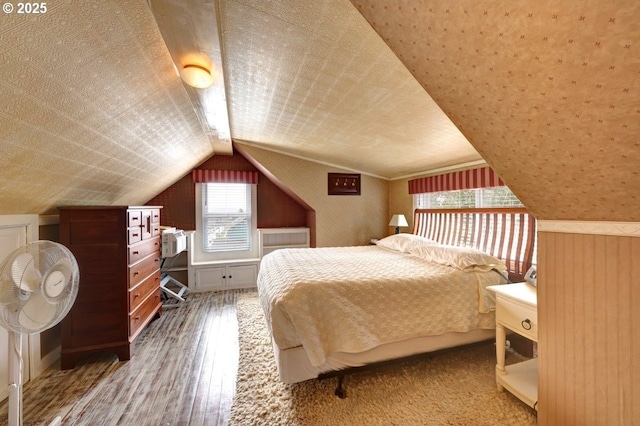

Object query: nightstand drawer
[496,296,537,341]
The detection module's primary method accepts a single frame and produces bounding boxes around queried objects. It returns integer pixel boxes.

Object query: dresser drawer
[128,227,143,244]
[129,254,160,288]
[496,296,538,341]
[151,209,160,223]
[128,210,142,227]
[151,222,161,238]
[128,236,161,265]
[129,271,160,312]
[129,290,161,338]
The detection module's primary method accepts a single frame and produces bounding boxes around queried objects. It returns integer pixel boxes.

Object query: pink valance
[408,166,504,194]
[192,169,259,184]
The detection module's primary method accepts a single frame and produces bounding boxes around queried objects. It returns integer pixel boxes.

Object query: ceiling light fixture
[181,64,214,89]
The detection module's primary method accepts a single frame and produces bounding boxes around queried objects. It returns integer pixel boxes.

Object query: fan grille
[0,241,79,334]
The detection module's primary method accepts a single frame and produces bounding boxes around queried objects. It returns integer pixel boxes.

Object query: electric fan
[0,241,79,426]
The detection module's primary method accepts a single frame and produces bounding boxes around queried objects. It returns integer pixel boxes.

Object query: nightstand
[487,283,538,410]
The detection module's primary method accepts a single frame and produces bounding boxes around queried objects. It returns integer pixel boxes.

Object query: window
[414,186,536,264]
[202,183,252,252]
[414,187,524,210]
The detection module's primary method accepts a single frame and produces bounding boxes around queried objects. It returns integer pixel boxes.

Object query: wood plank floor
[0,290,242,426]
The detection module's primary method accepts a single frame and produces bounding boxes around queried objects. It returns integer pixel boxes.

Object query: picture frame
[327,173,361,196]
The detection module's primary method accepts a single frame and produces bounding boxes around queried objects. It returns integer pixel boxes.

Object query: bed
[256,208,536,385]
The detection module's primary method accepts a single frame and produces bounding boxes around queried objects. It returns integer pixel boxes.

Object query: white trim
[0,214,38,400]
[193,182,260,262]
[538,220,640,237]
[0,215,39,242]
[235,139,488,182]
[234,139,389,180]
[391,160,488,181]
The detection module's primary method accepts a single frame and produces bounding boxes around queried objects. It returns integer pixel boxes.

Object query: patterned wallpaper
[389,177,414,231]
[237,143,389,247]
[352,0,640,221]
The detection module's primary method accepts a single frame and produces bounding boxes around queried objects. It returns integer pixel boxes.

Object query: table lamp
[388,214,408,234]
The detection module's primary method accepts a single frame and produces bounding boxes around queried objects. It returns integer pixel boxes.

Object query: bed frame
[413,207,536,282]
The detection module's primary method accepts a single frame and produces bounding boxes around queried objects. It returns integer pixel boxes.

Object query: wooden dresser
[59,206,162,369]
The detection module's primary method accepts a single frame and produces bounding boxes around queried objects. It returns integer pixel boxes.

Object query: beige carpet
[229,291,537,426]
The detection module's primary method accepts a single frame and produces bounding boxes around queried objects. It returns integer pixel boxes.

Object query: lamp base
[395,227,400,234]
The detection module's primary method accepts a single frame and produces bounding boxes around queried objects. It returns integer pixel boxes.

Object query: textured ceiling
[217,0,481,178]
[148,0,233,155]
[0,1,213,215]
[2,0,637,221]
[351,0,640,221]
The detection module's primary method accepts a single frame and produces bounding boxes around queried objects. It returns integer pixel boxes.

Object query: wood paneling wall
[146,151,310,233]
[537,230,640,425]
[256,173,307,229]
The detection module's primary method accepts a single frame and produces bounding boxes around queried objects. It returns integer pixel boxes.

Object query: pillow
[409,244,507,272]
[375,233,440,253]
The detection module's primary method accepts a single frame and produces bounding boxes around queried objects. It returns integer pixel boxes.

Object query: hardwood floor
[0,291,243,426]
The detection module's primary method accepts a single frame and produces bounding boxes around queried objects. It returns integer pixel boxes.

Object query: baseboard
[30,342,61,379]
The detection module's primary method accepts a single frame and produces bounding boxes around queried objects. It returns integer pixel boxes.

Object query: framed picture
[328,173,361,196]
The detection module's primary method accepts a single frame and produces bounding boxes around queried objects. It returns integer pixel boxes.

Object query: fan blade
[18,292,56,331]
[11,253,41,293]
[42,257,72,299]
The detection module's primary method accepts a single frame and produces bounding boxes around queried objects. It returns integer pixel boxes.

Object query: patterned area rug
[229,291,537,426]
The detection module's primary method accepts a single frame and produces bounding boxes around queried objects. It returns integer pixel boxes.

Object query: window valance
[192,169,259,184]
[408,166,504,194]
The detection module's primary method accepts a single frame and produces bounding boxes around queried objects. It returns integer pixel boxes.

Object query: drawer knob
[521,319,532,330]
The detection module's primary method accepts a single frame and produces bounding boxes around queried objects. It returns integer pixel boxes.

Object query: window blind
[202,183,252,252]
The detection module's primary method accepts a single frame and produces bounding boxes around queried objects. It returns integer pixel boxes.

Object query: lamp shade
[180,64,214,88]
[388,214,408,227]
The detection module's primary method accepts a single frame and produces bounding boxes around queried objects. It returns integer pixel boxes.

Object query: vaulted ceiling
[215,0,480,178]
[0,0,638,221]
[0,1,213,215]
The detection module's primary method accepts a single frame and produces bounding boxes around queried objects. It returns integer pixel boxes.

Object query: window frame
[413,187,524,210]
[201,182,252,253]
[193,182,259,263]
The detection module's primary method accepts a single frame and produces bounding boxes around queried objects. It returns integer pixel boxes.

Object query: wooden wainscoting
[537,222,640,425]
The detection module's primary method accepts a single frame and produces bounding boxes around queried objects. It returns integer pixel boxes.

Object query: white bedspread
[257,245,506,367]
